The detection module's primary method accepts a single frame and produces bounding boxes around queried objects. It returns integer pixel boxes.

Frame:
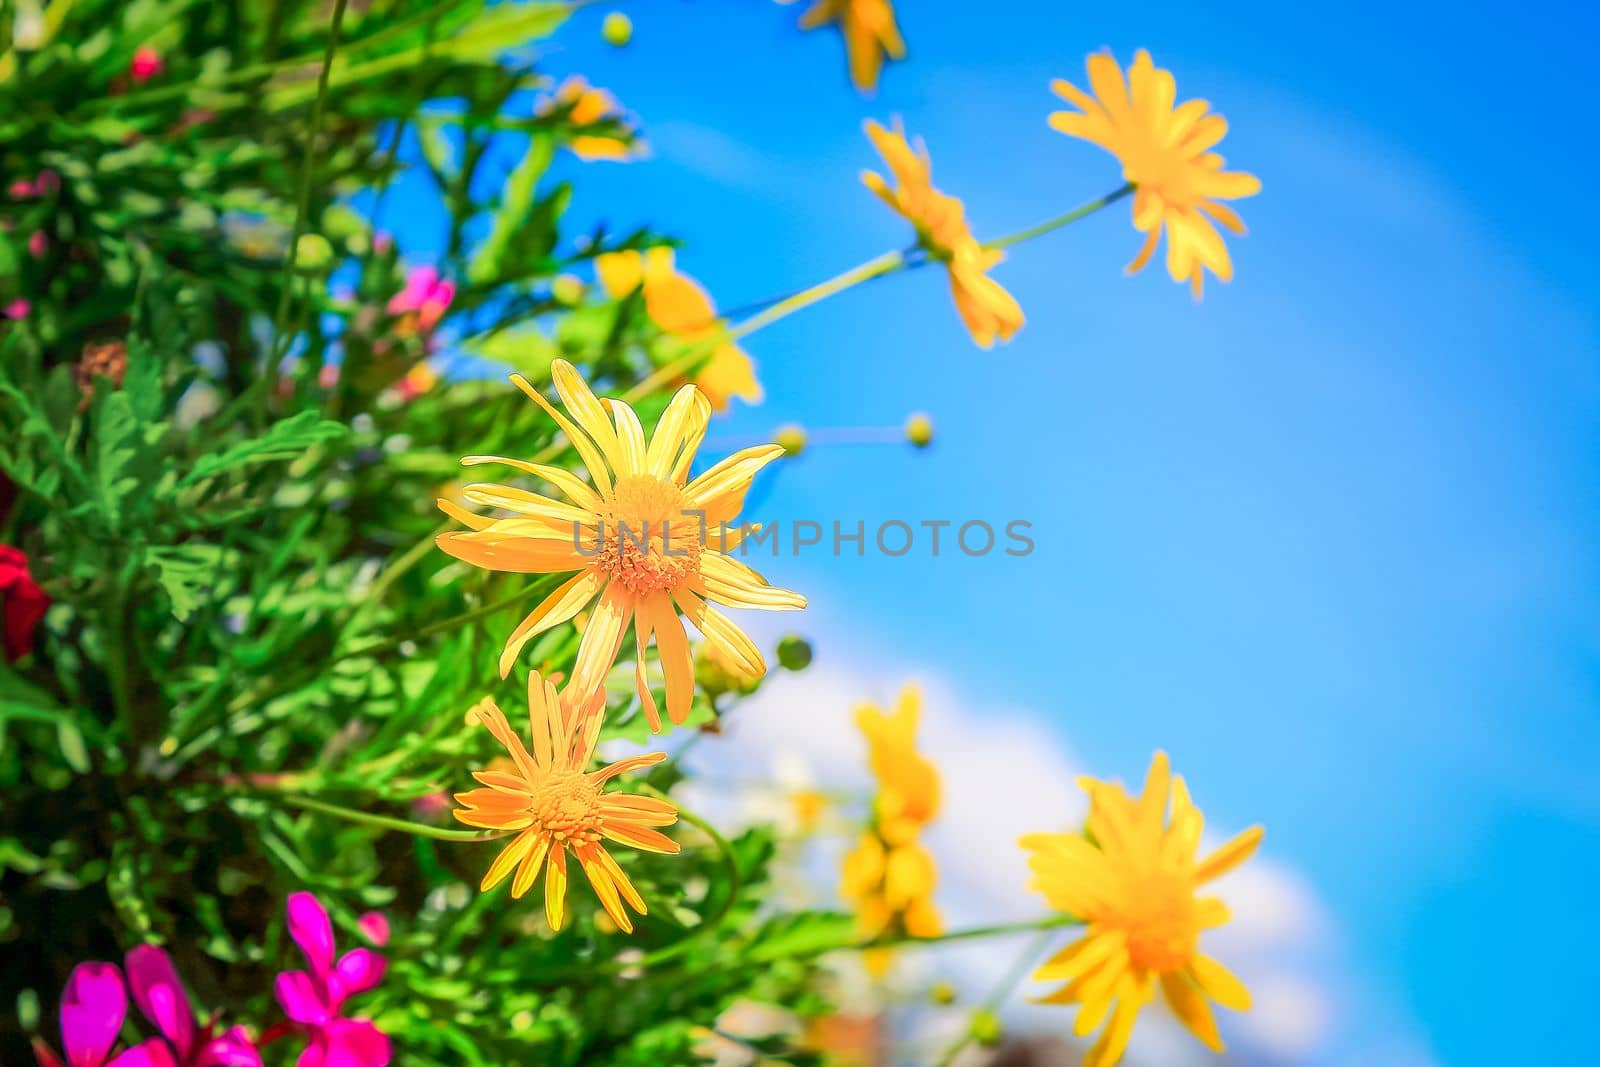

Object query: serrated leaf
[178,410,347,488]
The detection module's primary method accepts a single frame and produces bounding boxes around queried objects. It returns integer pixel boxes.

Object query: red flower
[0,544,49,662]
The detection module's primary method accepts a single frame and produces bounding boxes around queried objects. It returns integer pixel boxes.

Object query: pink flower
[385,266,453,335]
[4,299,30,320]
[131,46,164,84]
[28,231,48,258]
[8,178,35,198]
[273,893,391,1067]
[33,953,261,1067]
[356,913,389,948]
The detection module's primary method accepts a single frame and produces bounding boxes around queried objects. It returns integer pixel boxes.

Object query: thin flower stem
[276,793,505,842]
[727,248,909,341]
[625,182,1134,386]
[262,0,350,420]
[757,913,1081,964]
[984,182,1134,251]
[931,928,1057,1067]
[629,797,743,970]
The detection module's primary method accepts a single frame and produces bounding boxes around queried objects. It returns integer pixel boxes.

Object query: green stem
[755,913,1080,964]
[262,0,350,419]
[727,248,908,341]
[276,793,503,842]
[691,183,1132,354]
[985,182,1134,251]
[628,799,741,970]
[932,927,1057,1067]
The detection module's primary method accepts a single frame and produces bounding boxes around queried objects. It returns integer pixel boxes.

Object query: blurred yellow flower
[1049,50,1261,299]
[782,0,906,93]
[1020,752,1263,1067]
[545,76,641,161]
[861,120,1024,348]
[435,360,803,728]
[841,685,943,972]
[453,672,680,933]
[596,248,763,410]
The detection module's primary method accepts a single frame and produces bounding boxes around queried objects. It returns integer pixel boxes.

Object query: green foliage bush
[0,3,852,1062]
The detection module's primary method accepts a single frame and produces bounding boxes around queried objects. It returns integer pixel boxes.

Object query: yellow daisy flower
[453,671,680,933]
[782,0,906,94]
[861,119,1024,348]
[435,359,803,729]
[840,685,943,972]
[596,247,763,410]
[1049,50,1261,299]
[544,75,641,161]
[1020,752,1264,1067]
[855,684,940,843]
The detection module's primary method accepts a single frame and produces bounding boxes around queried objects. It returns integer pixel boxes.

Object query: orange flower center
[588,474,703,597]
[1116,137,1202,211]
[1103,868,1198,974]
[530,771,603,846]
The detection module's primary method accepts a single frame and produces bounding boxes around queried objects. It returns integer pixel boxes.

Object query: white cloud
[684,655,1339,1065]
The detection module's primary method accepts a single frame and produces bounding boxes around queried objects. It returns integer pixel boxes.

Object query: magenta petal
[61,962,126,1067]
[105,1038,177,1067]
[273,971,331,1026]
[355,913,389,947]
[124,947,197,1059]
[285,892,336,976]
[193,1029,262,1067]
[333,950,386,996]
[321,1020,390,1067]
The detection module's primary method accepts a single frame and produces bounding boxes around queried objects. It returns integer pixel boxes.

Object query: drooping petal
[316,1019,391,1067]
[60,962,126,1067]
[334,949,386,997]
[124,946,197,1059]
[1161,972,1223,1051]
[273,970,331,1026]
[497,571,604,679]
[285,893,336,977]
[105,1039,178,1067]
[544,847,570,931]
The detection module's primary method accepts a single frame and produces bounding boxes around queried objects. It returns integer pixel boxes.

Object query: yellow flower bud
[774,423,807,457]
[601,11,632,47]
[970,1009,1002,1047]
[904,412,934,448]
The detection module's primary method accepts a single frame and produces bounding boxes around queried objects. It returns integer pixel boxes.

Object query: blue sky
[392,2,1598,1062]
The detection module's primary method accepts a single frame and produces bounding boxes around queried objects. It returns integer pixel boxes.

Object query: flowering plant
[1,2,1264,1065]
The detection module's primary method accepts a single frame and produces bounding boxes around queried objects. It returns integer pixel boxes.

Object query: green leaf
[467,134,557,285]
[747,912,857,963]
[178,410,347,488]
[463,323,559,378]
[147,543,233,621]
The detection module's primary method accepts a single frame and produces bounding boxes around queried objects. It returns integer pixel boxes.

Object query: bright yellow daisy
[596,247,763,410]
[544,75,641,161]
[1049,50,1262,299]
[862,119,1024,348]
[1020,752,1263,1067]
[453,671,680,933]
[435,359,803,729]
[782,0,906,94]
[840,685,943,973]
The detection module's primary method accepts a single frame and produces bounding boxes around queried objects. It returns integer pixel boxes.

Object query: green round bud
[552,274,586,306]
[904,412,935,449]
[970,1009,1003,1047]
[776,635,813,671]
[774,423,807,457]
[601,11,633,47]
[929,981,957,1005]
[294,233,335,273]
